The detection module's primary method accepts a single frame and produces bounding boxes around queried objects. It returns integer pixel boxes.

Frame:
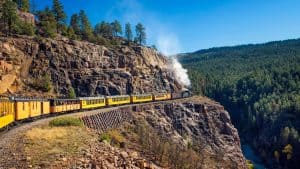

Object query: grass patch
[99,133,111,143]
[49,117,83,127]
[24,126,96,167]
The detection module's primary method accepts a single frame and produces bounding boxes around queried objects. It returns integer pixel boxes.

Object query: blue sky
[35,0,300,55]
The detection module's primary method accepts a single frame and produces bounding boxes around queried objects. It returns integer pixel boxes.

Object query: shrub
[68,87,76,99]
[108,130,125,145]
[49,117,83,127]
[99,130,125,146]
[31,74,52,92]
[17,21,35,36]
[99,133,111,143]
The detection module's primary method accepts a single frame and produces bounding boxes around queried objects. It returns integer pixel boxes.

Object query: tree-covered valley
[179,39,300,169]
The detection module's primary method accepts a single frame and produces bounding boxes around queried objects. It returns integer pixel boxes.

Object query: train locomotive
[0,90,192,130]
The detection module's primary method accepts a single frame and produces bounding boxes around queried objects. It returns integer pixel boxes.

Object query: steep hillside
[180,39,300,169]
[0,36,183,97]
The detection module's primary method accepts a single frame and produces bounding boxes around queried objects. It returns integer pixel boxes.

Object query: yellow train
[131,94,153,103]
[0,97,14,128]
[0,91,192,129]
[79,97,106,109]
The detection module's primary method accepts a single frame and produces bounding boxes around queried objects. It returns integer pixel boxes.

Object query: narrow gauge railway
[0,90,191,130]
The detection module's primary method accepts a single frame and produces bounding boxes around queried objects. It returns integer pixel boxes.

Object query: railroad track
[0,97,193,137]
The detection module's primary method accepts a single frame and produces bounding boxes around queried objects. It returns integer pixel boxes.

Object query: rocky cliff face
[0,36,182,97]
[128,97,247,169]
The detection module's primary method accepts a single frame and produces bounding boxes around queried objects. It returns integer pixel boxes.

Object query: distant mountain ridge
[189,38,300,54]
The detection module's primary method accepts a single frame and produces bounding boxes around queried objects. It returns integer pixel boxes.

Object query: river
[242,144,267,169]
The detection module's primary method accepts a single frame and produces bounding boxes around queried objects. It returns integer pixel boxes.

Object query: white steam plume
[156,33,191,87]
[169,57,191,87]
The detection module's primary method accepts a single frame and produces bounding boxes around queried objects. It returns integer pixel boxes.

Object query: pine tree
[124,23,132,41]
[70,14,81,36]
[52,0,66,33]
[37,7,56,38]
[20,0,30,12]
[134,23,146,45]
[79,10,93,40]
[94,21,112,38]
[66,27,77,40]
[0,0,19,36]
[111,20,122,37]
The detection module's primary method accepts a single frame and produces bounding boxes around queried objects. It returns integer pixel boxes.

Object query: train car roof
[50,98,79,101]
[11,97,49,101]
[106,95,130,98]
[131,93,153,96]
[78,96,105,100]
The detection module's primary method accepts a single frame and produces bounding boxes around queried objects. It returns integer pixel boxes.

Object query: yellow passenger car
[153,93,172,101]
[79,97,106,110]
[131,94,153,103]
[42,101,50,115]
[106,95,131,106]
[50,99,80,113]
[14,98,48,120]
[0,97,15,129]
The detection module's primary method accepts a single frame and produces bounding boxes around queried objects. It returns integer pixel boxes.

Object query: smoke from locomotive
[169,58,191,87]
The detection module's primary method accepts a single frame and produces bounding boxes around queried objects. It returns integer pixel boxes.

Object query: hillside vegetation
[180,39,300,169]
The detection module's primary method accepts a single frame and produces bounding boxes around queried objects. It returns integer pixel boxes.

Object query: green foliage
[68,86,76,99]
[99,130,125,147]
[41,74,52,92]
[20,0,30,12]
[111,20,122,36]
[49,117,83,127]
[69,13,81,37]
[0,0,19,35]
[17,21,35,36]
[94,21,113,38]
[36,7,57,38]
[134,23,146,45]
[99,133,111,143]
[31,74,52,92]
[66,27,77,40]
[52,0,66,33]
[13,0,29,12]
[79,10,93,40]
[124,23,133,42]
[181,39,300,168]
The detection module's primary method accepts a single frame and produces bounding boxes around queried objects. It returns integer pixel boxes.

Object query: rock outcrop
[17,11,35,25]
[129,97,247,169]
[0,36,182,97]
